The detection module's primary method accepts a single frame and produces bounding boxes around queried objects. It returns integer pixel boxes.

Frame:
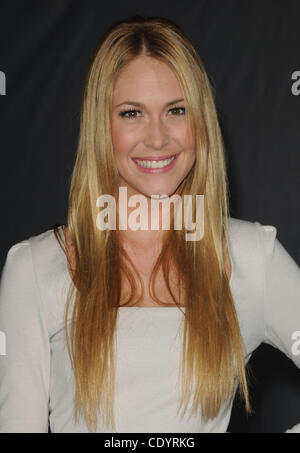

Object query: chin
[141,186,177,199]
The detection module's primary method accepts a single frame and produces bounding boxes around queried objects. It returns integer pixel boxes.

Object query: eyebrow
[114,98,185,109]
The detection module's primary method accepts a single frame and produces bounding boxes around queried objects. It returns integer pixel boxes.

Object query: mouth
[132,153,178,170]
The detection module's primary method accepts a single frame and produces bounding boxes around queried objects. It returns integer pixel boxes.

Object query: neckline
[56,224,235,309]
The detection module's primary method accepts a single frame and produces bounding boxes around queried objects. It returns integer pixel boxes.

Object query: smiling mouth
[133,153,178,169]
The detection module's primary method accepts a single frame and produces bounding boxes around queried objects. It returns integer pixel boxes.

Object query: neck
[116,185,169,250]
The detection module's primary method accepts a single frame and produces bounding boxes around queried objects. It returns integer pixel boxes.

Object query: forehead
[112,56,183,102]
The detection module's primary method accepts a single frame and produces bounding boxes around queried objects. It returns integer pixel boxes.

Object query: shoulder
[26,225,67,275]
[3,225,65,263]
[227,217,279,350]
[228,216,277,268]
[6,226,67,288]
[2,226,71,336]
[228,216,278,304]
[228,216,277,244]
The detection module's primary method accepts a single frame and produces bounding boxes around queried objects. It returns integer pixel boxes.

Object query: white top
[0,217,299,433]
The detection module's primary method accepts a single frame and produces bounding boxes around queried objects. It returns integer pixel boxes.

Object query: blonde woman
[0,16,299,434]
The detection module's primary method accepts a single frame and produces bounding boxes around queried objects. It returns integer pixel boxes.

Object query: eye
[169,107,185,116]
[119,109,141,119]
[118,106,186,119]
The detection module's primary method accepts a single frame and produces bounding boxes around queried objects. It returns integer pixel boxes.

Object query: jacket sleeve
[255,222,300,433]
[0,241,50,433]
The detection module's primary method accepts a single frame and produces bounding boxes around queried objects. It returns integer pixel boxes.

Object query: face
[110,56,196,199]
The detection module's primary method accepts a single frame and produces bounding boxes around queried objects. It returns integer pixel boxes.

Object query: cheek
[112,116,140,153]
[111,122,130,160]
[174,122,194,148]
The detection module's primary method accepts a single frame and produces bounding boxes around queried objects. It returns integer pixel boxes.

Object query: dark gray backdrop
[0,0,299,433]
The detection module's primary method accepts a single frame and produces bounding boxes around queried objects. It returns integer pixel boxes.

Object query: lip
[132,153,179,174]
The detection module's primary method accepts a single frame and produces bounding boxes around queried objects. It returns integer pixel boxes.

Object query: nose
[143,116,169,150]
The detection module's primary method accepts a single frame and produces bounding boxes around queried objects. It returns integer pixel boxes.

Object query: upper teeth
[135,156,175,168]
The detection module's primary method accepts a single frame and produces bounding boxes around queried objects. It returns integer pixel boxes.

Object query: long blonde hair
[54,15,252,432]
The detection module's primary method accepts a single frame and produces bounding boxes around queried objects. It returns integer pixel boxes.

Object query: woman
[0,16,299,433]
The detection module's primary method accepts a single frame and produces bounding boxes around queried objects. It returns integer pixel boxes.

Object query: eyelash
[119,107,186,119]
